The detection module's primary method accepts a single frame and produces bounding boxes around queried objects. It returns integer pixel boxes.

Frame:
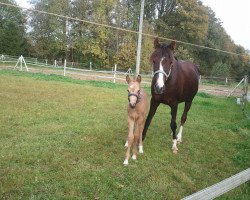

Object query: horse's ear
[169,40,176,50]
[154,37,160,49]
[126,75,131,84]
[136,75,141,83]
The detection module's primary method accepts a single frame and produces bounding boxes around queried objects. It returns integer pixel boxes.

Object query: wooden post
[90,62,92,70]
[64,59,66,76]
[113,64,117,83]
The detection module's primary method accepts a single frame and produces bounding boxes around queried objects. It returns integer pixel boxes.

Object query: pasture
[0,70,249,199]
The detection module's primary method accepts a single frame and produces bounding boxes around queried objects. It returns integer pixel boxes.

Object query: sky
[201,0,250,50]
[15,0,250,50]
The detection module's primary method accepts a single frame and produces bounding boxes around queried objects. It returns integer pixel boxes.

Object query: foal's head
[126,75,141,108]
[151,38,176,94]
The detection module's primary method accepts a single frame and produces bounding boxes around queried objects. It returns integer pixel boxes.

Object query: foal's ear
[136,75,141,83]
[126,75,131,84]
[169,40,176,50]
[154,37,161,49]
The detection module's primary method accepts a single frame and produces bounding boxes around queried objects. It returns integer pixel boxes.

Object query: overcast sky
[15,0,250,50]
[201,0,250,50]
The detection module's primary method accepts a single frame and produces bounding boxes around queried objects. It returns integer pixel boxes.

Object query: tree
[0,0,28,55]
[29,0,71,61]
[211,62,230,77]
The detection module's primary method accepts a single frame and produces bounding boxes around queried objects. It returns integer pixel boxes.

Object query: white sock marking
[172,139,178,151]
[139,145,143,154]
[177,126,183,143]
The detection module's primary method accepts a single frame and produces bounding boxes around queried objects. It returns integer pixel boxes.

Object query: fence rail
[1,54,248,96]
[182,168,250,200]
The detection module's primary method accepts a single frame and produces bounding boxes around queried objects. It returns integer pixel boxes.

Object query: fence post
[227,77,245,97]
[35,58,37,65]
[225,77,228,84]
[242,75,248,109]
[199,75,202,83]
[90,62,92,70]
[54,60,57,67]
[64,59,66,76]
[45,59,48,65]
[113,64,117,83]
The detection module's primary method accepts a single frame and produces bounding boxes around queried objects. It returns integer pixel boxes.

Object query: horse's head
[126,75,141,108]
[151,38,176,94]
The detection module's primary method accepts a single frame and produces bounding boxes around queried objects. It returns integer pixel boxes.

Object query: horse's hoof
[173,149,178,154]
[123,159,129,165]
[177,139,182,144]
[132,155,137,160]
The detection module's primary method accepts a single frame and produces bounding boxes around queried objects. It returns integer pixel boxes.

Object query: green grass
[0,70,249,199]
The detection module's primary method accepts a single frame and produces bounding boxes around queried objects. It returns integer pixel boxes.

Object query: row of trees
[0,0,249,78]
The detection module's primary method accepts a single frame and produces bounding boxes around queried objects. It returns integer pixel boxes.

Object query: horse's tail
[194,64,201,75]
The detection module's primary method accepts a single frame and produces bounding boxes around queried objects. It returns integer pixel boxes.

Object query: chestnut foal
[123,75,148,165]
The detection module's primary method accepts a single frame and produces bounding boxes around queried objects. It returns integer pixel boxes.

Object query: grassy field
[0,70,249,199]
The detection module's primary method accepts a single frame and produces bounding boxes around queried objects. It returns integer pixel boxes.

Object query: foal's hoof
[124,141,128,148]
[132,155,137,160]
[123,159,128,165]
[139,146,143,154]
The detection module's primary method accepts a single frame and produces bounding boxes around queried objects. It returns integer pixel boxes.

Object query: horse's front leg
[170,104,178,154]
[142,98,159,141]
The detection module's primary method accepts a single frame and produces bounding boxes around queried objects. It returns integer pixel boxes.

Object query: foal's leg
[142,99,159,141]
[124,117,134,165]
[138,117,145,154]
[170,104,178,154]
[132,122,140,160]
[177,101,192,144]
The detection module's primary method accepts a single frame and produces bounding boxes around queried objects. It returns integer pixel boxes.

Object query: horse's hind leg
[124,118,134,165]
[177,101,192,144]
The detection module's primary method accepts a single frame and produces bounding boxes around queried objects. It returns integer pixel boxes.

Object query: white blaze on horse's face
[157,57,165,88]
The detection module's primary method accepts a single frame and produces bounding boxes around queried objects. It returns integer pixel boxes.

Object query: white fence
[1,54,153,84]
[182,168,250,200]
[1,54,248,96]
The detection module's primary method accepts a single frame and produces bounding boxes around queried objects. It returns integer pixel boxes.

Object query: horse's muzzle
[154,84,165,94]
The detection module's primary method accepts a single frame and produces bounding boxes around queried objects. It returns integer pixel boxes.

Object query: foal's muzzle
[128,93,139,108]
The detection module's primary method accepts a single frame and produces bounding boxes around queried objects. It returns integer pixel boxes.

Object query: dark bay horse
[142,38,199,153]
